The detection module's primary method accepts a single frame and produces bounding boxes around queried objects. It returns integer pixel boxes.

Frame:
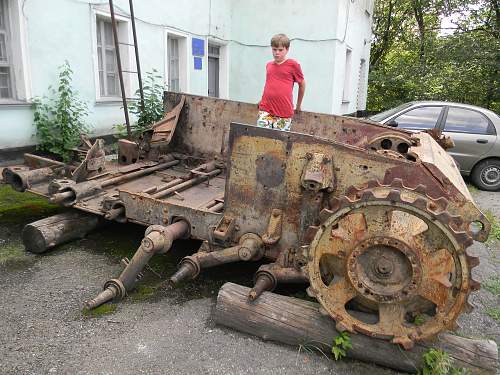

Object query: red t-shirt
[259,59,304,118]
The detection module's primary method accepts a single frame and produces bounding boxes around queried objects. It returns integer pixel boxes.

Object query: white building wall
[0,0,373,150]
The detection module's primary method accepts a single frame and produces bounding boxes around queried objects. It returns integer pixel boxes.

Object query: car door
[440,106,496,173]
[385,105,445,132]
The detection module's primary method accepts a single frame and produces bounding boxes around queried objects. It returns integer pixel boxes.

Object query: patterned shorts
[257,110,292,131]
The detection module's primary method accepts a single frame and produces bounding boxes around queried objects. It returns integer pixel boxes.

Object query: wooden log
[22,211,103,253]
[214,282,498,374]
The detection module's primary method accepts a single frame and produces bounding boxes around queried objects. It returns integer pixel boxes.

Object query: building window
[342,48,352,103]
[96,17,120,97]
[167,36,180,92]
[208,44,220,97]
[0,0,13,99]
[165,31,188,93]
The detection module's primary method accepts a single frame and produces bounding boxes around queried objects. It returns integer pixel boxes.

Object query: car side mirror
[387,119,398,127]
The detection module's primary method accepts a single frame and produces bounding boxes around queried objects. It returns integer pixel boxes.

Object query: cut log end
[22,211,103,254]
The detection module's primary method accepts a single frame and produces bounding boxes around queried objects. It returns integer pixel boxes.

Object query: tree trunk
[214,282,498,374]
[22,211,103,254]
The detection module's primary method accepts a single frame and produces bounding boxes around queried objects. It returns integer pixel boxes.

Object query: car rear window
[444,107,495,135]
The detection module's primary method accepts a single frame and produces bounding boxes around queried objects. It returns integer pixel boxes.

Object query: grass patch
[418,348,468,375]
[0,240,34,270]
[0,241,25,265]
[467,184,478,195]
[0,185,61,224]
[82,303,117,317]
[486,307,500,322]
[484,210,500,243]
[129,284,160,302]
[483,276,500,296]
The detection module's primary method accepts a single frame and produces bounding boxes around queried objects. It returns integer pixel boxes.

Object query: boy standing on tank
[257,34,306,131]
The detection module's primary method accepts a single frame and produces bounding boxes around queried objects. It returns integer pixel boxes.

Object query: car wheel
[471,159,500,191]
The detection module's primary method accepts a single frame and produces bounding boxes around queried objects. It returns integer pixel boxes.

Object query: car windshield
[369,103,414,122]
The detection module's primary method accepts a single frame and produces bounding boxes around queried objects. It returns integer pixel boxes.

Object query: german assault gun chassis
[2,92,490,349]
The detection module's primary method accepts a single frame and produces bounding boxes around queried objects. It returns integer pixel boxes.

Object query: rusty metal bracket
[118,139,140,165]
[213,215,236,242]
[262,209,283,245]
[301,152,335,192]
[71,138,107,182]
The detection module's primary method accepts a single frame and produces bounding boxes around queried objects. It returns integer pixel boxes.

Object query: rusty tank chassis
[2,93,490,350]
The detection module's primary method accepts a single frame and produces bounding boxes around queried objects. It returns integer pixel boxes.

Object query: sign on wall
[192,38,204,70]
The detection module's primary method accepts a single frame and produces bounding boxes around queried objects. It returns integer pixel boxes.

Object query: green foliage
[368,0,499,114]
[116,69,165,138]
[82,303,117,317]
[33,61,90,161]
[414,314,425,326]
[0,185,61,224]
[484,210,500,243]
[331,331,352,360]
[486,307,500,322]
[418,349,468,375]
[483,276,500,296]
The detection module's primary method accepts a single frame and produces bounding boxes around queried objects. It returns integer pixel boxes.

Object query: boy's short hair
[271,34,290,49]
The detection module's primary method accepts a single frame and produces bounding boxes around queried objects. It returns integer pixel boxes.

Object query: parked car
[369,101,500,191]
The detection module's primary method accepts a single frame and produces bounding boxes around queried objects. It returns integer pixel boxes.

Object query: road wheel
[471,159,500,191]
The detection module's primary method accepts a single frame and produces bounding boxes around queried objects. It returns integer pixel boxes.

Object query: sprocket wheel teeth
[306,286,317,298]
[413,197,428,210]
[466,255,480,268]
[360,190,375,201]
[464,300,474,313]
[454,232,473,247]
[390,178,405,189]
[392,336,414,350]
[318,306,329,316]
[414,184,427,194]
[435,211,452,225]
[387,189,401,202]
[367,180,380,189]
[449,217,464,232]
[470,279,481,291]
[319,208,334,223]
[335,320,354,333]
[432,197,449,212]
[345,186,360,197]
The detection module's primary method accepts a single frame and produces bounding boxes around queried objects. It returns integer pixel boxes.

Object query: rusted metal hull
[2,92,490,349]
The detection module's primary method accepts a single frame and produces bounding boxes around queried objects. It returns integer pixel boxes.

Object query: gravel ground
[0,186,498,375]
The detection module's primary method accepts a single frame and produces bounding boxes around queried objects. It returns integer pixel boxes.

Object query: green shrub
[33,61,90,161]
[331,331,352,360]
[115,69,165,139]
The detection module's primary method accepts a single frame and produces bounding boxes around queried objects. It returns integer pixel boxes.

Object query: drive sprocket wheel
[306,180,480,349]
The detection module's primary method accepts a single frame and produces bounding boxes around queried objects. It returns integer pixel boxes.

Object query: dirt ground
[0,183,498,375]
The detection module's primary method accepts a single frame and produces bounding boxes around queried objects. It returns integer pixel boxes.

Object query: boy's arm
[296,80,306,112]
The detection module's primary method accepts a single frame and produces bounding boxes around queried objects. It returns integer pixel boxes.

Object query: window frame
[0,0,14,99]
[91,8,132,102]
[441,106,496,136]
[0,0,31,104]
[342,47,352,103]
[164,28,189,93]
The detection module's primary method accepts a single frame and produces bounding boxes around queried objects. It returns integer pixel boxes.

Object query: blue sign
[192,38,205,56]
[194,57,203,70]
